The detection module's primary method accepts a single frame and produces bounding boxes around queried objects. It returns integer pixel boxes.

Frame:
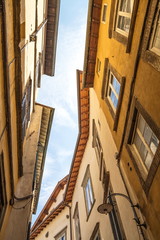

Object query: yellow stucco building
[83,0,160,239]
[0,0,60,239]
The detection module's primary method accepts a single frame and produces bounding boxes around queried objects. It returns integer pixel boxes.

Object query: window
[107,71,121,112]
[92,120,102,165]
[92,120,107,181]
[108,0,138,52]
[96,58,101,75]
[132,114,159,171]
[73,203,81,240]
[142,0,160,71]
[126,98,160,193]
[90,223,101,240]
[115,0,134,36]
[54,227,67,240]
[108,190,126,240]
[82,165,95,219]
[0,153,7,229]
[149,2,160,55]
[102,4,107,23]
[102,60,125,131]
[21,79,32,140]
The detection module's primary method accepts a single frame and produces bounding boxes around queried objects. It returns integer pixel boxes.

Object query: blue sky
[32,0,88,222]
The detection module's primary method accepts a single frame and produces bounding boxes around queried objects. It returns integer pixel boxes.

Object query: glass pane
[133,132,142,152]
[117,16,131,33]
[94,234,101,240]
[137,114,145,134]
[119,0,133,13]
[145,152,153,170]
[139,142,147,161]
[143,124,152,145]
[112,75,120,95]
[85,183,91,212]
[150,133,159,154]
[88,178,94,204]
[110,90,118,108]
[153,15,160,49]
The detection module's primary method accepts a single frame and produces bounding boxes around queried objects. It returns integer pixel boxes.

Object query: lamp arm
[107,193,140,224]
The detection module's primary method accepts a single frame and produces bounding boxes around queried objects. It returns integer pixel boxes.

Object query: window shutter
[103,171,110,203]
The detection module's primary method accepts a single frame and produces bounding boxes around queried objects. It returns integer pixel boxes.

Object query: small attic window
[45,231,49,238]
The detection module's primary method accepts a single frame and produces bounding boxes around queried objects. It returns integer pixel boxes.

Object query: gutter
[32,105,54,214]
[82,0,94,89]
[63,70,83,201]
[32,0,38,112]
[49,0,60,76]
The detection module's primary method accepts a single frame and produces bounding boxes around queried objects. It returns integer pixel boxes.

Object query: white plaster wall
[71,137,114,240]
[35,207,70,240]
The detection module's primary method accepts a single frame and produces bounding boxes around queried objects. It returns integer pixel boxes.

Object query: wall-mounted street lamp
[97,192,147,229]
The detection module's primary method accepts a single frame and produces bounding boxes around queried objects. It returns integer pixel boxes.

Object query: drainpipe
[13,0,23,177]
[1,0,14,197]
[64,203,72,240]
[117,165,147,239]
[32,0,38,112]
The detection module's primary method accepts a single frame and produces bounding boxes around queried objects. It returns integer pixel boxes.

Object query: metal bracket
[30,34,36,42]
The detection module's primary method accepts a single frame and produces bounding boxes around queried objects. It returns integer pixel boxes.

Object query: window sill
[126,144,148,182]
[142,49,160,72]
[112,30,128,46]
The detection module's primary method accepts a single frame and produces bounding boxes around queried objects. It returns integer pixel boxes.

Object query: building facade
[83,0,160,239]
[0,0,60,239]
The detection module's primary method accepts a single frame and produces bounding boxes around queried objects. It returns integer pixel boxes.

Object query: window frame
[149,2,160,55]
[73,202,81,240]
[125,98,160,194]
[92,119,103,166]
[141,0,160,72]
[90,222,101,240]
[0,152,7,229]
[81,165,95,220]
[102,59,125,131]
[92,120,106,182]
[108,0,139,53]
[115,0,134,37]
[54,226,67,240]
